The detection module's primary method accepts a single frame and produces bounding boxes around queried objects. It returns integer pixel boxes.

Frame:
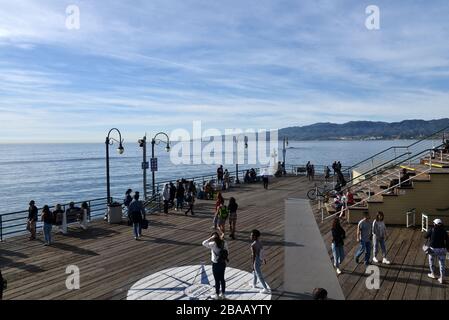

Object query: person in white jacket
[372,211,391,264]
[162,184,170,214]
[202,231,229,300]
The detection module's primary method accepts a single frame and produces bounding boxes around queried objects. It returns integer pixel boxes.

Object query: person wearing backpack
[425,219,449,284]
[217,204,229,235]
[41,205,53,246]
[202,231,229,300]
[250,229,270,294]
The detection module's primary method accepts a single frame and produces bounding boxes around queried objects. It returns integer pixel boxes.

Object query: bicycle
[307,184,337,201]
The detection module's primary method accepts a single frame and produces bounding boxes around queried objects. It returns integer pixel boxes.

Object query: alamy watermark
[365,265,380,290]
[168,121,279,170]
[365,5,380,30]
[65,5,80,30]
[65,265,80,290]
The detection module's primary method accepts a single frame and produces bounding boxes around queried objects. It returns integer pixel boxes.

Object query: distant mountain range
[279,118,449,141]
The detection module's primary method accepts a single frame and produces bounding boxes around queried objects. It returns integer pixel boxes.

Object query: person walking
[228,197,238,240]
[213,192,224,229]
[425,219,449,284]
[372,212,391,264]
[217,204,229,235]
[202,232,229,300]
[169,182,176,208]
[41,205,53,246]
[27,200,38,240]
[331,218,345,275]
[162,183,170,214]
[128,193,145,240]
[250,229,270,294]
[262,174,269,190]
[355,211,372,266]
[184,191,195,215]
[223,169,230,190]
[175,181,185,211]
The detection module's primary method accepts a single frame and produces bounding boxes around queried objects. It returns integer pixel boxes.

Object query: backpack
[218,206,229,220]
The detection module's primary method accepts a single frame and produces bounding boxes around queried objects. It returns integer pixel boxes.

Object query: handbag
[26,221,31,231]
[141,219,149,230]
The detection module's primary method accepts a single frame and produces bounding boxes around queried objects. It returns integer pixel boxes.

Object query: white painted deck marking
[127,265,272,300]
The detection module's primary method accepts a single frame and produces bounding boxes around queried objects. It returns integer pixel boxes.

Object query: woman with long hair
[372,211,390,264]
[202,231,229,299]
[331,217,345,274]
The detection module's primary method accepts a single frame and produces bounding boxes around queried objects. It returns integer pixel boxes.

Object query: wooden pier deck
[0,176,314,300]
[313,202,449,300]
[1,174,446,300]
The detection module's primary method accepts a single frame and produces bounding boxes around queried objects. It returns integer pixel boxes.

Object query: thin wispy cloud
[0,0,448,142]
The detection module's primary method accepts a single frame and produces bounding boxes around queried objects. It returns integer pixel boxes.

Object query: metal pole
[105,137,111,204]
[142,136,147,199]
[152,139,156,196]
[283,137,286,166]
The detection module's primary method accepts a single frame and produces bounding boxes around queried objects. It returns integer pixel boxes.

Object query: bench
[60,208,89,234]
[294,167,307,176]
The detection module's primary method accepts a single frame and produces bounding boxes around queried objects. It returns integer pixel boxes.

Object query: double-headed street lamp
[139,132,171,198]
[105,128,124,204]
[234,135,248,184]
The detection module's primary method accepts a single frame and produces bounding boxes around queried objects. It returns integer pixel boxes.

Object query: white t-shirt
[202,239,229,263]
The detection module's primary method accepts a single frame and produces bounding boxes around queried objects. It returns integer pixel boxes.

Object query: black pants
[163,200,169,213]
[185,203,194,215]
[212,262,226,295]
[263,178,269,189]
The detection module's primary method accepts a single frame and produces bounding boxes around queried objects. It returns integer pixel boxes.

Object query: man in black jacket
[425,219,449,284]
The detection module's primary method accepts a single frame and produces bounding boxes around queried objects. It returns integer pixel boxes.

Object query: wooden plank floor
[312,202,449,300]
[0,176,315,300]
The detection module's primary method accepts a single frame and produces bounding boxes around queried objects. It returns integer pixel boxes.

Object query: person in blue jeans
[128,193,145,240]
[425,219,449,284]
[250,229,270,294]
[41,205,53,246]
[372,211,391,264]
[355,212,372,266]
[331,218,346,275]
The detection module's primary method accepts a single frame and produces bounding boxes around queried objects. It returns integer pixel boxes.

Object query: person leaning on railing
[27,200,38,241]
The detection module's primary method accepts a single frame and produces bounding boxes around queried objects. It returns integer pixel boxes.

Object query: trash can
[108,202,122,224]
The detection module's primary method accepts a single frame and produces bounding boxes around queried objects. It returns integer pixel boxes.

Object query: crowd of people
[26,200,90,245]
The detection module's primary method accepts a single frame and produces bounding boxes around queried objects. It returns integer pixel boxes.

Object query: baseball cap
[433,219,443,225]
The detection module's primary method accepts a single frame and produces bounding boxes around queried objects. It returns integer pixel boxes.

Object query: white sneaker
[439,277,444,284]
[260,288,271,294]
[373,257,379,263]
[210,294,219,300]
[382,258,391,265]
[336,268,342,275]
[428,273,437,279]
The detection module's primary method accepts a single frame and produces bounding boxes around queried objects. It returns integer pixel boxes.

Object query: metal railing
[342,124,449,179]
[0,197,110,241]
[322,147,439,222]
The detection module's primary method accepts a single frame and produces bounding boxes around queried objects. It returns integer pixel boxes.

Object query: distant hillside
[279,118,449,140]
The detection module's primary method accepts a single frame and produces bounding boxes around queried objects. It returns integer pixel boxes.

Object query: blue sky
[0,0,449,142]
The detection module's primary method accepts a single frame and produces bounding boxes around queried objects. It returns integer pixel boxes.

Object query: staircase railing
[322,147,440,222]
[342,124,449,179]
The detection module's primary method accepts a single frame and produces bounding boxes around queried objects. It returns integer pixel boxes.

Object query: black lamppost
[105,128,124,204]
[150,132,171,196]
[282,137,288,170]
[234,136,248,184]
